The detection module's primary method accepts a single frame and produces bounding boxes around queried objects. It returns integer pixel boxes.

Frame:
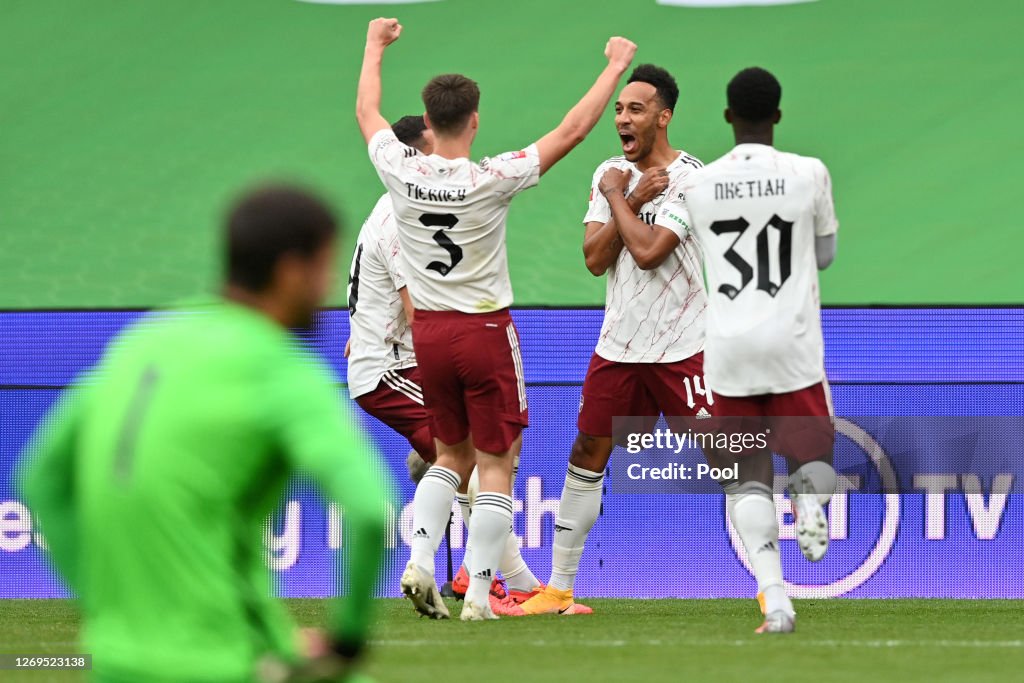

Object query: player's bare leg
[461,435,524,620]
[520,432,609,615]
[402,436,475,619]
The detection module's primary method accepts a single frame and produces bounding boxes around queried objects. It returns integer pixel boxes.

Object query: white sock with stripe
[726,481,794,617]
[499,527,539,592]
[496,456,537,591]
[549,464,604,592]
[409,466,460,576]
[465,492,514,606]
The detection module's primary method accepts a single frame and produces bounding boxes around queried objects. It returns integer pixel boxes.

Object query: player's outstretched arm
[534,37,637,176]
[356,18,403,143]
[600,168,680,270]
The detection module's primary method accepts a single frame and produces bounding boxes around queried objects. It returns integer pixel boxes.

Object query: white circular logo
[726,418,900,598]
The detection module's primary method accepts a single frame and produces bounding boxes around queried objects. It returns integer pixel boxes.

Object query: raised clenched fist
[366,17,402,49]
[605,37,637,71]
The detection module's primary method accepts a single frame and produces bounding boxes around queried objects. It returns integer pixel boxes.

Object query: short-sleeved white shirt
[584,152,708,363]
[346,194,416,399]
[368,129,540,313]
[656,143,839,396]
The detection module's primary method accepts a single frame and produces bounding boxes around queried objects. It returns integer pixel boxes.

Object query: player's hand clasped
[598,167,632,197]
[366,17,402,49]
[629,166,670,205]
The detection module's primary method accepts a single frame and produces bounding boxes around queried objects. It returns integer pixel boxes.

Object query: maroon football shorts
[413,308,528,455]
[355,366,437,462]
[577,351,712,439]
[712,381,834,463]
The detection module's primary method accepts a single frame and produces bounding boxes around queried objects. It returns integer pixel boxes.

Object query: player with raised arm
[654,67,840,634]
[346,115,541,606]
[20,186,392,681]
[355,17,636,621]
[521,64,712,616]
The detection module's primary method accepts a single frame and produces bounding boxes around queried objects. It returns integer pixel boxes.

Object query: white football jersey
[657,143,839,396]
[368,129,540,313]
[346,193,416,399]
[583,152,708,364]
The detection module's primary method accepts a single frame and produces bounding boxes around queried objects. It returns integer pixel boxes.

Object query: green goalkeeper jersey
[20,299,391,683]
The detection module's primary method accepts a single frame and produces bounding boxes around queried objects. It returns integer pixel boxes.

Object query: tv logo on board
[725,418,1014,598]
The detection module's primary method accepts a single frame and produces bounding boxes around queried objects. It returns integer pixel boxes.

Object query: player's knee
[569,432,612,472]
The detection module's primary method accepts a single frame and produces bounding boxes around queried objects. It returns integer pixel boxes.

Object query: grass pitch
[1,599,1022,682]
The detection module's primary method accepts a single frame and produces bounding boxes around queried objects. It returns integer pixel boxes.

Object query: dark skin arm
[582,166,671,275]
[599,167,680,270]
[582,202,636,276]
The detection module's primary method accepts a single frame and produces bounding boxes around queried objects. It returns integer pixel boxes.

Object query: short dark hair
[391,115,428,147]
[627,64,679,112]
[421,74,479,136]
[727,67,782,123]
[225,185,337,292]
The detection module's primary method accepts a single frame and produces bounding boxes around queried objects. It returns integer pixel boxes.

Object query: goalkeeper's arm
[278,364,394,658]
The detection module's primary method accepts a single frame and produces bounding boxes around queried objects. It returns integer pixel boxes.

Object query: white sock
[789,461,837,506]
[409,466,460,576]
[549,464,604,592]
[499,527,539,592]
[465,493,514,605]
[455,492,472,570]
[727,481,794,617]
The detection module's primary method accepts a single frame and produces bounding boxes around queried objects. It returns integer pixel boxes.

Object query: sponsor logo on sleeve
[665,211,689,229]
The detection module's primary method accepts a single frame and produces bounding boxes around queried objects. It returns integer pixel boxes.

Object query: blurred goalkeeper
[19,185,392,683]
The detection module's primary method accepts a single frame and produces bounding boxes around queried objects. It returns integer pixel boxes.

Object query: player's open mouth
[619,132,637,155]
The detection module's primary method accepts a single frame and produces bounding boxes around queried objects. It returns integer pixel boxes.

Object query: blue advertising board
[2,308,1022,599]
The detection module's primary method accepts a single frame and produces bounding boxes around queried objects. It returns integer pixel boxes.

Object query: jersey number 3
[710,215,792,299]
[421,213,463,276]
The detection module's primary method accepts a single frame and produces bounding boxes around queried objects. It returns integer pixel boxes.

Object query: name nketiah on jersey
[584,152,707,364]
[346,193,416,399]
[657,143,839,396]
[368,129,540,314]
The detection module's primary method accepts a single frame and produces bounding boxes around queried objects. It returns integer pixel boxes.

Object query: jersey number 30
[710,215,792,299]
[421,213,463,276]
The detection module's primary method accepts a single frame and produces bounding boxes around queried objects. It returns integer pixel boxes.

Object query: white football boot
[400,560,450,619]
[755,610,796,634]
[460,598,499,621]
[789,473,829,562]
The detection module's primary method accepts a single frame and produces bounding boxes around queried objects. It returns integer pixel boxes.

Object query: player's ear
[423,112,433,131]
[724,108,733,124]
[470,111,479,131]
[774,109,782,124]
[659,109,672,129]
